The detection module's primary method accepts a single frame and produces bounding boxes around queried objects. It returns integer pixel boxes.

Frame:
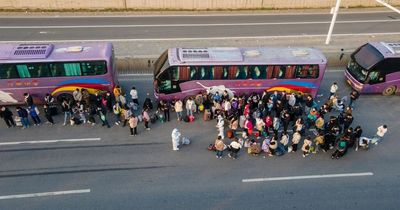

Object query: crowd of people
[204,82,388,160]
[0,82,389,161]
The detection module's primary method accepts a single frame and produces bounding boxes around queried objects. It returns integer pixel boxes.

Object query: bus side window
[64,63,82,76]
[266,66,274,79]
[179,66,190,81]
[190,66,199,80]
[222,66,229,79]
[236,66,248,79]
[250,66,266,79]
[16,64,31,78]
[81,61,107,76]
[171,66,179,81]
[309,65,319,78]
[367,70,383,84]
[284,65,295,79]
[228,66,237,79]
[158,70,171,92]
[0,64,19,79]
[200,66,213,80]
[213,66,223,80]
[272,66,285,79]
[50,63,66,77]
[295,65,309,78]
[36,64,51,77]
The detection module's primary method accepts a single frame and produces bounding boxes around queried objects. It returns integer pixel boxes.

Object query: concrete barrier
[1,0,399,10]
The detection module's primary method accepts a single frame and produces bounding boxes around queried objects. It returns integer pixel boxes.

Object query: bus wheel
[57,93,74,103]
[382,86,396,96]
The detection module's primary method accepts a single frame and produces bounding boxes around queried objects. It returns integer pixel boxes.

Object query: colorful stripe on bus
[51,78,110,96]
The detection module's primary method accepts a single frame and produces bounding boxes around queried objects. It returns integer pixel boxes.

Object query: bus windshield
[354,44,383,70]
[347,59,369,82]
[154,50,168,76]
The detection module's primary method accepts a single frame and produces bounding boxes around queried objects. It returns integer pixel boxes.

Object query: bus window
[50,63,66,77]
[228,66,237,79]
[284,65,295,79]
[213,66,223,80]
[64,63,82,76]
[81,61,107,76]
[158,71,172,92]
[236,66,248,79]
[272,66,285,79]
[308,65,319,78]
[200,66,213,80]
[366,70,383,84]
[295,65,308,78]
[171,67,179,81]
[250,66,266,79]
[266,66,274,79]
[190,66,199,80]
[222,66,229,79]
[179,66,190,81]
[16,64,31,78]
[0,64,19,79]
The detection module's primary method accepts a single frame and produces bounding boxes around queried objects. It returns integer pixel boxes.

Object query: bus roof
[369,42,400,58]
[168,47,327,66]
[0,43,113,63]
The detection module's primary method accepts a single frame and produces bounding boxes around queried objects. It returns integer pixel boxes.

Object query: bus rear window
[354,44,384,70]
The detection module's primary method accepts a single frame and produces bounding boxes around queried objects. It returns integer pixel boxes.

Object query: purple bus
[153,47,327,101]
[345,42,400,95]
[0,43,117,105]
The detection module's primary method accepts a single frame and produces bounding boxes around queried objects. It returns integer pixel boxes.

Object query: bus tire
[382,85,396,96]
[57,93,74,103]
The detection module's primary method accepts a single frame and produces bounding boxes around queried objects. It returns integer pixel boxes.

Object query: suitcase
[14,116,22,127]
[189,115,195,122]
[203,109,211,121]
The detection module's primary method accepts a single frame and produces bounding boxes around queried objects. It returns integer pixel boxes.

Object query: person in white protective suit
[216,115,225,139]
[171,128,181,151]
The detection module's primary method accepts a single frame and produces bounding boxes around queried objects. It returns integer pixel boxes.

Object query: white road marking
[0,138,101,146]
[0,10,395,18]
[1,32,399,43]
[0,19,399,29]
[0,189,91,200]
[242,172,374,183]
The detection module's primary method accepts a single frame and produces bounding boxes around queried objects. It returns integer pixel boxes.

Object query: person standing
[329,82,338,98]
[215,135,225,158]
[28,105,41,126]
[348,90,359,108]
[24,93,34,107]
[113,85,122,103]
[174,98,183,121]
[112,103,122,125]
[128,114,138,136]
[142,108,150,130]
[143,93,153,110]
[16,107,29,129]
[353,126,363,151]
[373,124,388,144]
[185,97,195,117]
[302,136,313,157]
[0,106,15,127]
[43,104,55,125]
[97,106,110,128]
[61,99,72,126]
[289,131,301,153]
[171,128,181,151]
[72,88,82,102]
[161,100,170,122]
[228,137,242,159]
[130,86,139,105]
[216,115,225,139]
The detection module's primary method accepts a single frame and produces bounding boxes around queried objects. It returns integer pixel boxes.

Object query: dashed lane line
[0,189,91,200]
[242,172,374,183]
[0,138,101,146]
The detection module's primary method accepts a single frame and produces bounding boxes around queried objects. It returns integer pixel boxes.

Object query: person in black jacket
[349,90,360,108]
[0,106,15,127]
[16,107,29,128]
[24,93,34,106]
[43,104,55,125]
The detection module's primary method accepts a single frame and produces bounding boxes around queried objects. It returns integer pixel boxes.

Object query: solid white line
[1,19,399,29]
[242,172,374,183]
[0,189,91,200]
[0,138,101,146]
[0,10,395,18]
[1,32,399,43]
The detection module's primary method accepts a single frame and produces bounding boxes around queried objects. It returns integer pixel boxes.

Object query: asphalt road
[0,70,399,210]
[0,11,399,41]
